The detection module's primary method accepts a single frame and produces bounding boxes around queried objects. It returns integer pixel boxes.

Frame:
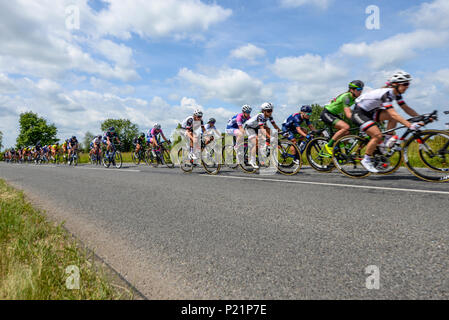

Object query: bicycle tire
[305,137,335,173]
[178,148,193,173]
[332,135,371,179]
[276,140,302,176]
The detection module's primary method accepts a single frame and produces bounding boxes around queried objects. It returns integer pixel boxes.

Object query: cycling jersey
[226,113,249,130]
[282,113,310,132]
[133,136,145,145]
[244,113,275,129]
[147,128,163,139]
[103,131,117,142]
[324,92,355,116]
[355,88,405,112]
[205,123,217,131]
[68,138,78,147]
[181,116,204,132]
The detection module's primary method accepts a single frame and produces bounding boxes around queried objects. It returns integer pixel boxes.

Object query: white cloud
[230,44,266,62]
[271,54,346,82]
[280,0,332,9]
[433,69,449,87]
[95,0,232,40]
[178,67,273,105]
[405,0,449,30]
[339,30,449,69]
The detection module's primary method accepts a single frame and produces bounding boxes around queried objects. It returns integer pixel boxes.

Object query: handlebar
[407,110,438,125]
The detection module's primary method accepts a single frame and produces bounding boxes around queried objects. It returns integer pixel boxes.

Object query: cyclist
[180,109,206,160]
[67,136,79,160]
[281,105,316,165]
[147,123,170,154]
[244,102,281,169]
[321,80,364,155]
[50,142,59,160]
[203,118,220,145]
[103,127,121,155]
[89,135,103,158]
[352,71,420,173]
[226,105,252,151]
[133,132,146,156]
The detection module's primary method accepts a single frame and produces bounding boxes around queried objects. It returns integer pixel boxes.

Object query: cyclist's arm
[308,123,316,132]
[386,108,412,128]
[399,103,419,117]
[295,126,308,138]
[343,106,352,119]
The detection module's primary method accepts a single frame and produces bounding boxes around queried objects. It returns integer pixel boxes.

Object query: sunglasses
[356,87,363,91]
[305,113,312,116]
[400,82,410,87]
[265,109,273,113]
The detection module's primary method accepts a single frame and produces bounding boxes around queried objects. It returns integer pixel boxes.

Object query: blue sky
[1,0,449,148]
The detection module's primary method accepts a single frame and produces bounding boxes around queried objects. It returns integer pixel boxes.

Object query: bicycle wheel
[162,149,174,168]
[276,140,301,176]
[201,146,221,175]
[371,145,403,175]
[103,153,111,168]
[132,151,140,165]
[114,151,122,169]
[332,135,370,178]
[306,137,334,172]
[178,148,193,173]
[239,143,257,174]
[222,145,239,169]
[404,130,449,182]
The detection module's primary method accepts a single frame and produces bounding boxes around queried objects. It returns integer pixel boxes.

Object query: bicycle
[90,145,103,165]
[177,139,221,175]
[68,149,79,166]
[131,145,147,165]
[103,141,122,169]
[147,140,174,168]
[332,110,449,182]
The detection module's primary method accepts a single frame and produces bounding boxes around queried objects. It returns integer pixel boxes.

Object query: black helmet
[349,80,364,90]
[72,136,76,140]
[301,105,312,113]
[140,132,145,137]
[208,118,216,124]
[109,127,115,132]
[97,135,102,139]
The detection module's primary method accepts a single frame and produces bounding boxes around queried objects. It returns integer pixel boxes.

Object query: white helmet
[390,71,413,84]
[261,102,274,111]
[193,109,203,117]
[242,105,252,113]
[154,123,161,129]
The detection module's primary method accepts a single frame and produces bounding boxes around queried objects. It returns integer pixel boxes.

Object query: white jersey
[244,113,275,129]
[355,88,405,112]
[91,137,102,145]
[181,116,204,131]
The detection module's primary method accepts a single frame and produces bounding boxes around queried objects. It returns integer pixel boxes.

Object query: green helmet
[349,80,364,90]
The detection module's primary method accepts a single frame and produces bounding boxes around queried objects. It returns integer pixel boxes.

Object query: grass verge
[0,179,133,299]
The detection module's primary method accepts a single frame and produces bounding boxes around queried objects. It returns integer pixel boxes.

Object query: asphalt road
[1,162,448,299]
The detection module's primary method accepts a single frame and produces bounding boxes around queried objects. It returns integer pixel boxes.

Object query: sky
[1,0,449,148]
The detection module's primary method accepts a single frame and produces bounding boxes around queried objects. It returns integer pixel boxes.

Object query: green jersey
[324,92,355,116]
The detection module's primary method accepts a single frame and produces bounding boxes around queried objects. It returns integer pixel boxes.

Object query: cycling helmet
[193,109,203,117]
[242,105,252,113]
[71,136,76,140]
[154,123,161,129]
[301,105,312,113]
[98,135,102,139]
[208,118,216,124]
[139,132,145,137]
[349,80,364,90]
[390,71,412,84]
[261,102,274,111]
[109,127,115,132]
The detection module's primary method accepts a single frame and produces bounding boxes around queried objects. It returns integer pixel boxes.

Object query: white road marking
[205,175,449,195]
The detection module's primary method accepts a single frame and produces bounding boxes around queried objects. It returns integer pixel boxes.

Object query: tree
[100,119,139,152]
[83,131,95,153]
[16,112,58,148]
[0,130,3,151]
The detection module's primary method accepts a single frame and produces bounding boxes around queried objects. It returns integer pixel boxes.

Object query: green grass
[78,152,133,164]
[0,179,132,299]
